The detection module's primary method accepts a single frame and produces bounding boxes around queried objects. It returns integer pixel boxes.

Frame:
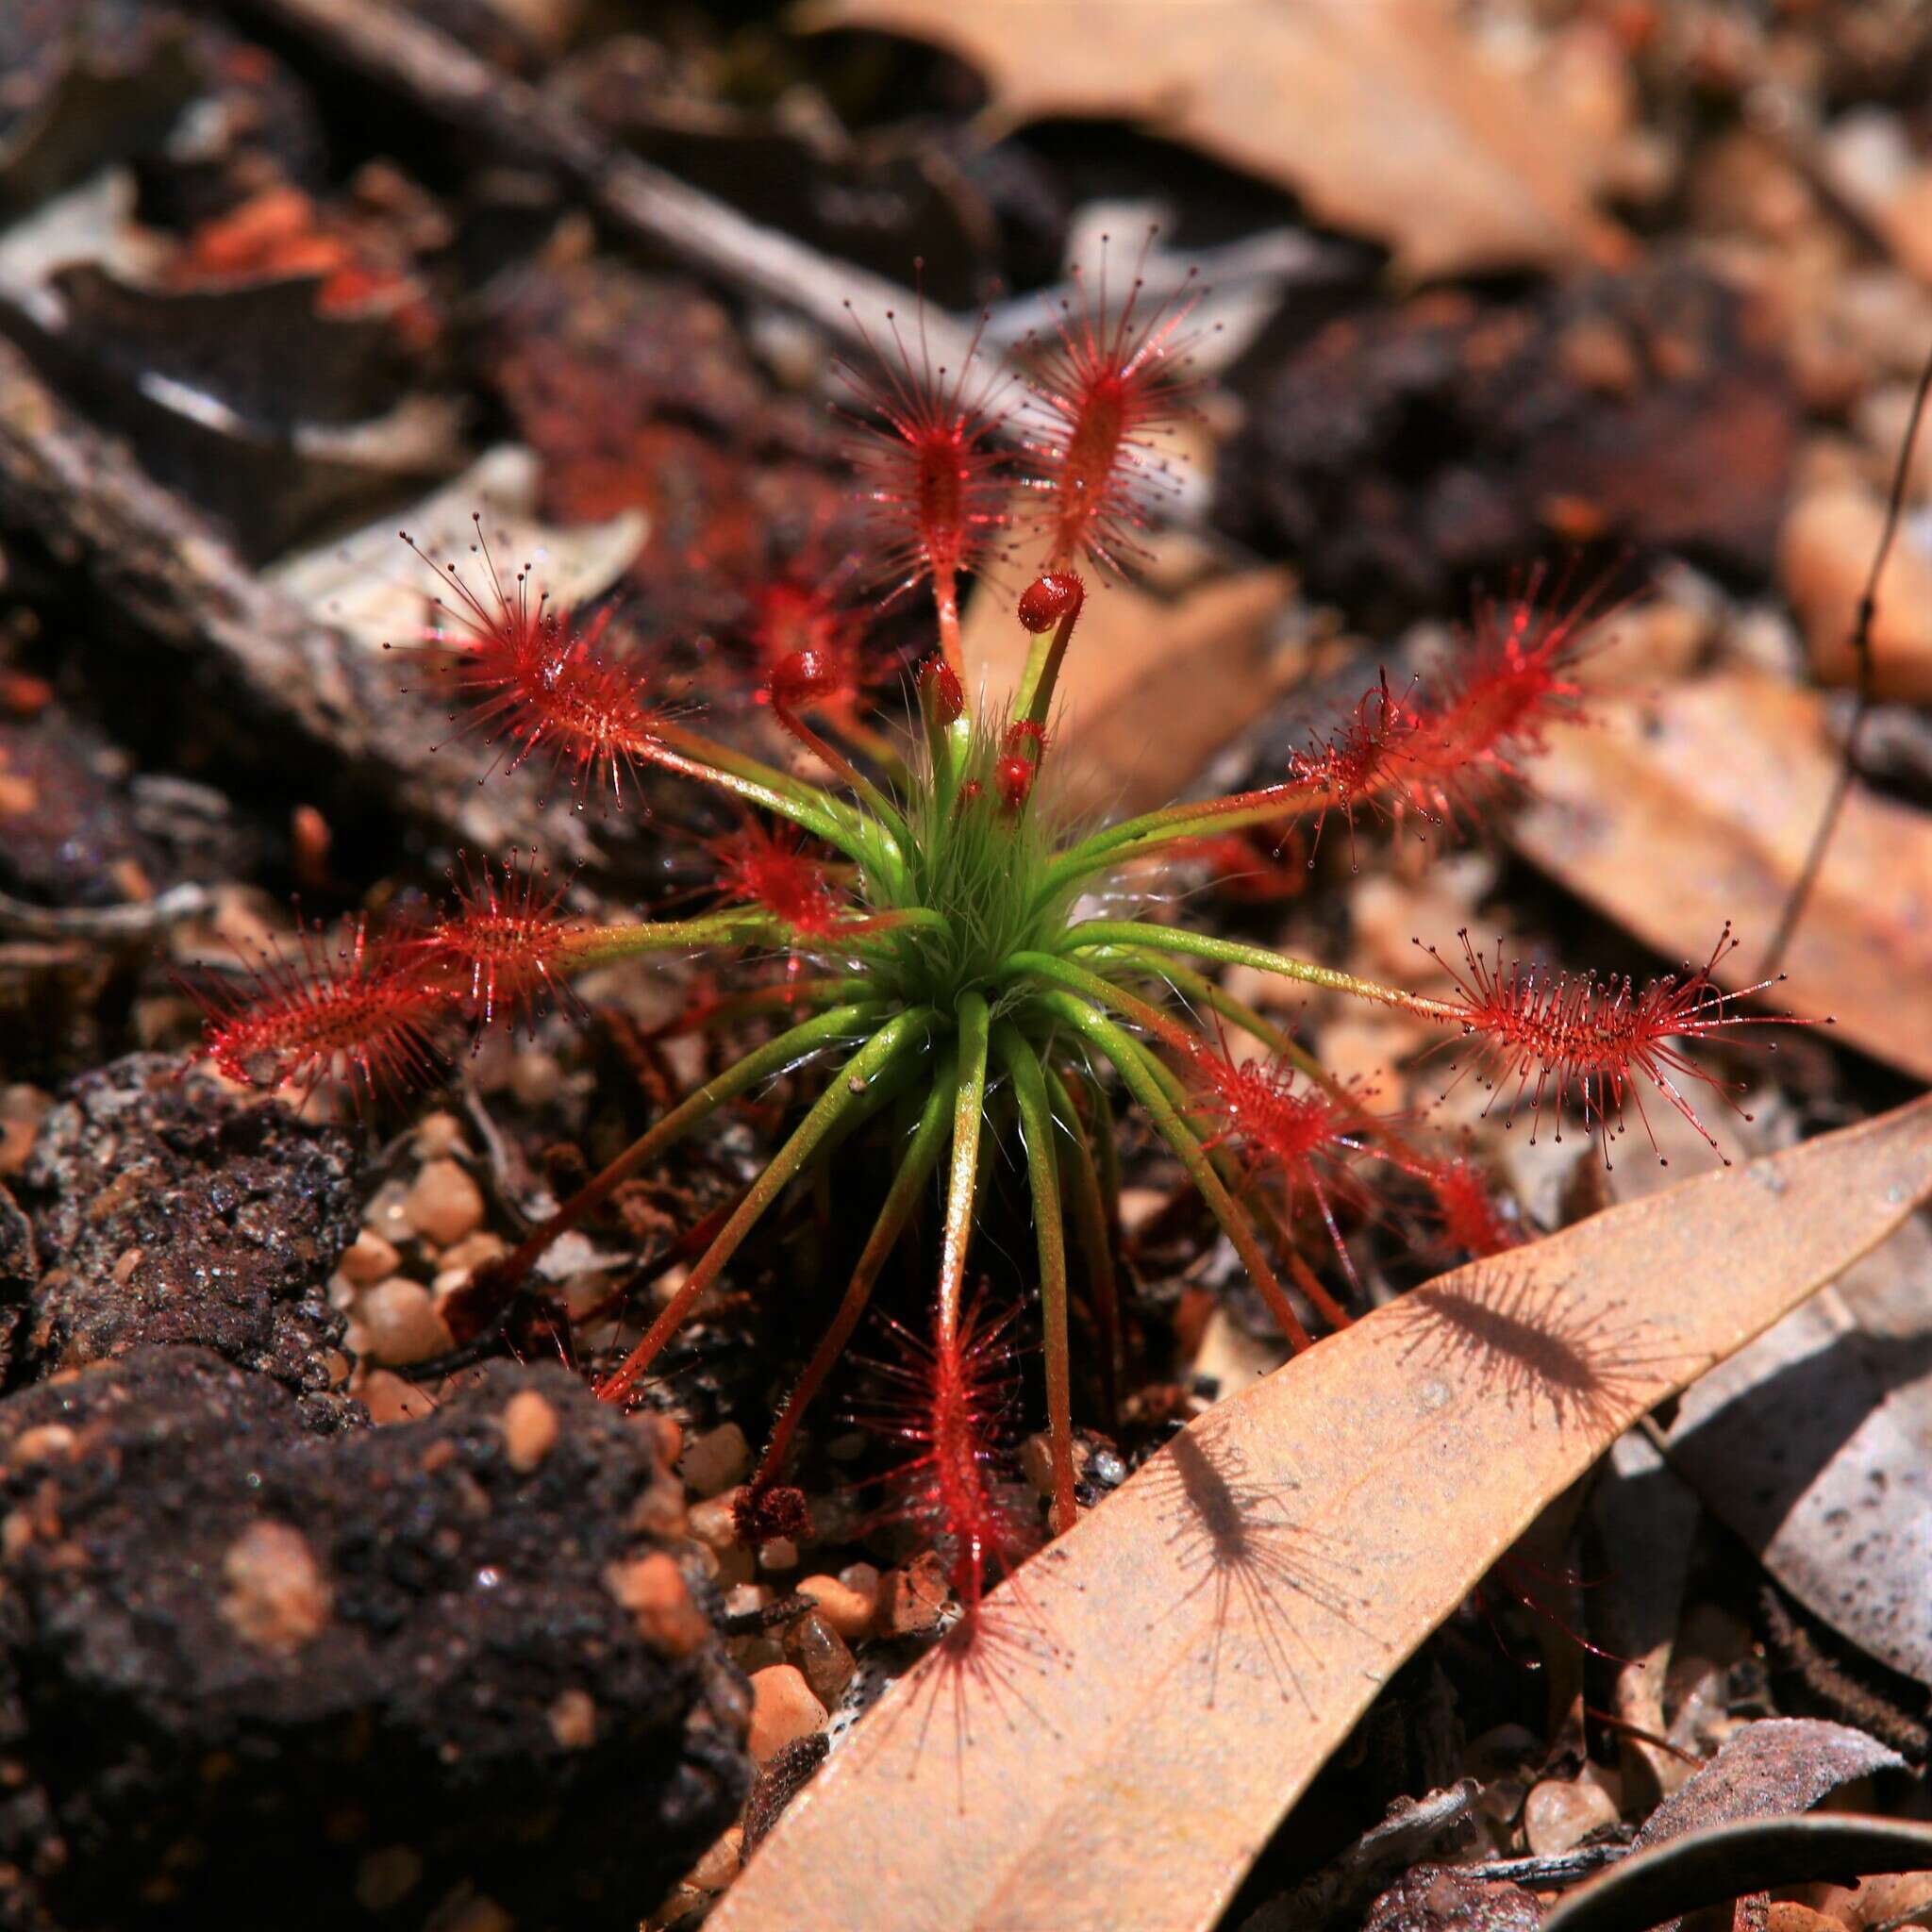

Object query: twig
[1761,338,1932,974]
[0,333,591,862]
[976,226,1358,349]
[1468,1842,1630,1890]
[0,880,213,941]
[224,0,982,371]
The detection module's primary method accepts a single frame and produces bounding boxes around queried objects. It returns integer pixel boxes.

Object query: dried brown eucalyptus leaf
[714,1097,1932,1932]
[1510,674,1932,1082]
[804,0,1624,280]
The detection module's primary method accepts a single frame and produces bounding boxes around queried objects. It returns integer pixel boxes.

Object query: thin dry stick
[1761,339,1932,974]
[224,0,981,372]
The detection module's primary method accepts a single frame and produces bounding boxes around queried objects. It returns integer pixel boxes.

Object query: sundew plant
[198,264,1807,1635]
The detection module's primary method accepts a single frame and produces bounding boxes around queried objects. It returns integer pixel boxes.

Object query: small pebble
[220,1520,332,1653]
[433,1898,513,1932]
[362,1178,415,1248]
[354,1848,423,1913]
[433,1230,507,1299]
[688,1491,741,1550]
[558,1269,616,1321]
[685,1826,742,1894]
[876,1550,950,1639]
[746,1665,827,1768]
[643,1411,682,1471]
[627,1469,688,1542]
[1524,1772,1619,1856]
[339,1229,400,1287]
[758,1537,799,1574]
[546,1687,597,1751]
[731,1634,787,1674]
[405,1158,485,1246]
[501,1390,559,1473]
[724,1583,772,1620]
[680,1422,751,1498]
[355,1278,455,1367]
[783,1609,856,1708]
[0,1084,49,1177]
[797,1573,874,1641]
[508,1050,563,1107]
[604,1553,710,1658]
[413,1110,469,1158]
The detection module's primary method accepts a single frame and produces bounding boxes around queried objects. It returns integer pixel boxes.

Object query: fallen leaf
[1659,1220,1932,1690]
[805,0,1626,281]
[1361,1863,1541,1932]
[1780,483,1932,703]
[961,562,1298,819]
[1543,1815,1932,1932]
[713,1097,1932,1932]
[1510,672,1932,1082]
[1635,1718,1905,1856]
[263,444,647,655]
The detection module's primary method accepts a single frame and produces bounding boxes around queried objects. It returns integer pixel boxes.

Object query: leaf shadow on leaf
[1385,1267,1691,1440]
[1141,1424,1381,1712]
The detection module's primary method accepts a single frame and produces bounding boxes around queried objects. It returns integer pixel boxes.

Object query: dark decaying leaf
[1238,1781,1480,1932]
[1360,1863,1541,1932]
[1542,1814,1932,1932]
[53,266,408,426]
[1620,1719,1907,1932]
[1634,1718,1905,1853]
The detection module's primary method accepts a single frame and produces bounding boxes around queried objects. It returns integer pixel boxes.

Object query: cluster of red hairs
[1286,575,1598,857]
[194,852,599,1103]
[841,241,1201,661]
[398,525,670,810]
[1419,923,1819,1165]
[197,916,446,1105]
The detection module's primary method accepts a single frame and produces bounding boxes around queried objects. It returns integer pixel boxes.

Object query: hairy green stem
[1062,921,1462,1023]
[498,1001,884,1285]
[938,992,992,1351]
[1107,944,1432,1176]
[559,911,787,972]
[994,1024,1076,1535]
[652,976,877,1036]
[751,1052,958,1494]
[772,699,913,852]
[1033,990,1312,1351]
[1035,779,1327,902]
[1024,952,1357,1332]
[598,1008,933,1403]
[648,725,888,871]
[1043,1061,1122,1425]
